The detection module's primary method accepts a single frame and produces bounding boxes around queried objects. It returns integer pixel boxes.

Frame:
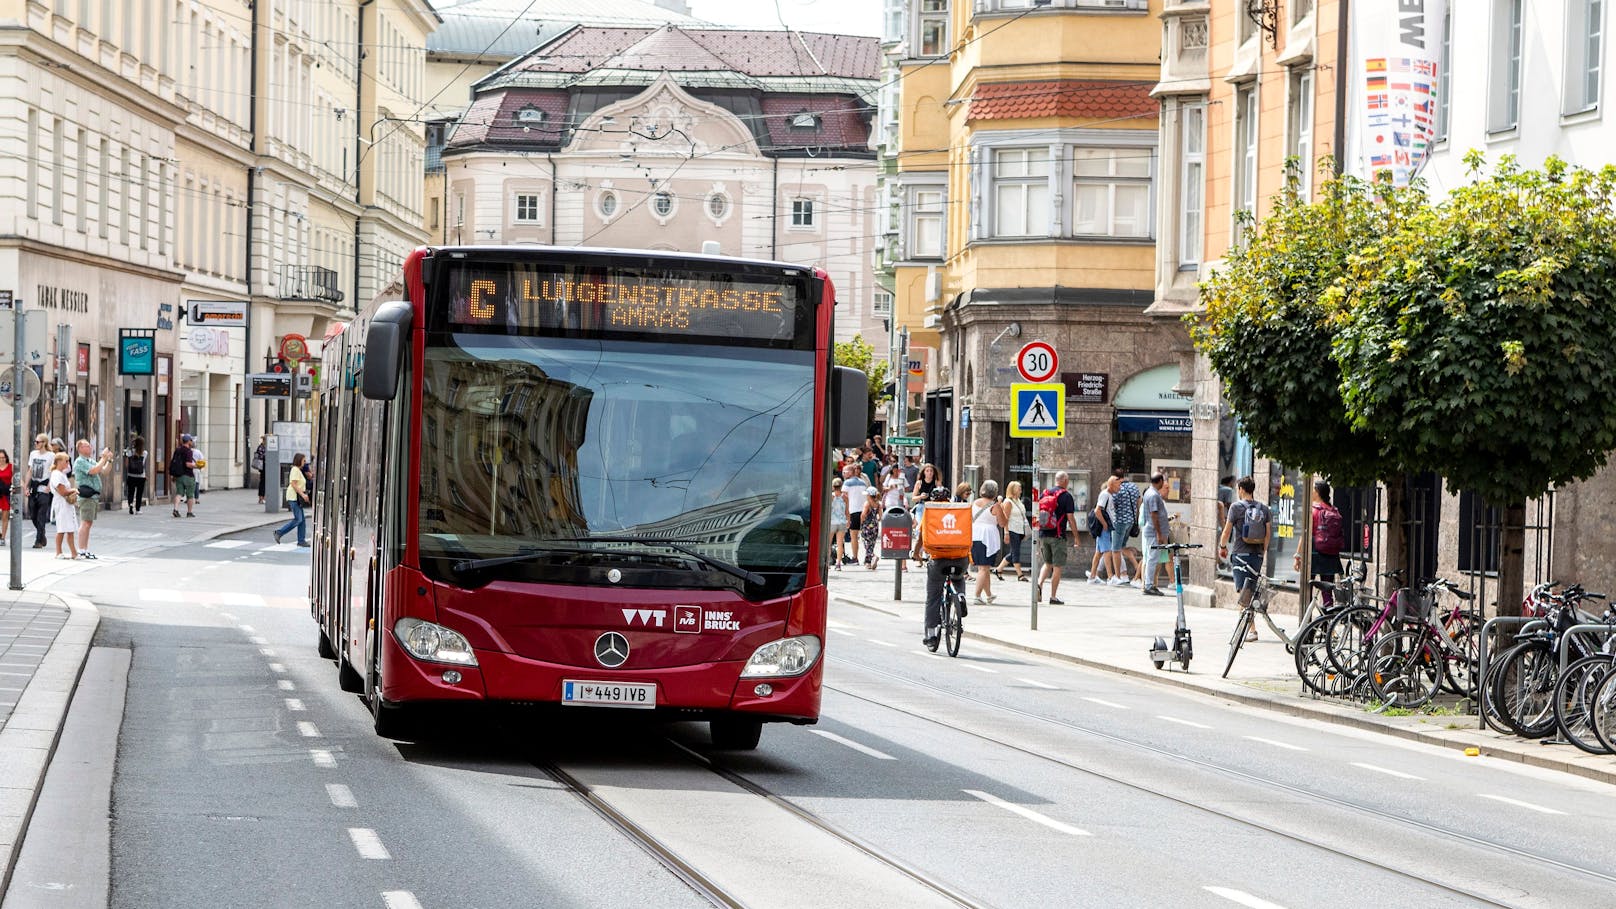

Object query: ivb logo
[674,605,702,634]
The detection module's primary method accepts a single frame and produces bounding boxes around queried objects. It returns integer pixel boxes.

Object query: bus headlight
[739,635,821,678]
[394,617,479,667]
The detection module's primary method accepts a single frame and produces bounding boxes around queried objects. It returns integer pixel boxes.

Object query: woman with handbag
[49,452,79,559]
[273,453,311,547]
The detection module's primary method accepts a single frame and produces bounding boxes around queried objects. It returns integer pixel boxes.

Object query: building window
[884,0,904,43]
[1490,0,1524,131]
[514,193,541,223]
[1238,1,1257,44]
[1233,84,1258,241]
[707,192,729,220]
[1566,0,1604,113]
[428,196,439,231]
[1180,103,1205,266]
[907,188,945,258]
[1072,147,1152,238]
[1457,491,1502,574]
[516,106,545,124]
[1437,5,1452,139]
[25,108,37,220]
[652,191,674,217]
[873,289,893,316]
[917,0,948,56]
[790,198,816,227]
[1287,69,1314,199]
[1291,0,1314,24]
[789,112,819,130]
[991,147,1050,238]
[598,191,618,218]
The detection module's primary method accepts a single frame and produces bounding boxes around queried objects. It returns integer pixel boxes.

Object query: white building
[439,25,885,346]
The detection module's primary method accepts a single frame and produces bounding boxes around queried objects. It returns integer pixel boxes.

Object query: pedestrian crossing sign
[1010,383,1065,438]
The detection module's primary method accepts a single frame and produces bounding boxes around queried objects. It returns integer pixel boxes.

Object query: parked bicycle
[1365,577,1482,709]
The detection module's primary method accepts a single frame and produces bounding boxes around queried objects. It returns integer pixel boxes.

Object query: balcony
[277,265,344,304]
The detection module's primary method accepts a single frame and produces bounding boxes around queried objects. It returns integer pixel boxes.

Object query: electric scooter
[1150,542,1203,672]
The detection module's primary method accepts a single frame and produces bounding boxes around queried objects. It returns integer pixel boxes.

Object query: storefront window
[1268,464,1302,585]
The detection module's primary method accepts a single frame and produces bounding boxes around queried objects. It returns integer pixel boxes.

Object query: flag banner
[1351,0,1447,185]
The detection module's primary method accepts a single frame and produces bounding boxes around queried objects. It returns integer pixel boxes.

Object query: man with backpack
[920,486,970,648]
[1218,475,1271,641]
[1295,479,1345,607]
[1034,471,1078,605]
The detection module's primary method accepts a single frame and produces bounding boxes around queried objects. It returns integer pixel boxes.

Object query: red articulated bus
[309,246,866,748]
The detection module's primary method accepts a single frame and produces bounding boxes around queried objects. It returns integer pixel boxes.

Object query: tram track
[829,656,1616,908]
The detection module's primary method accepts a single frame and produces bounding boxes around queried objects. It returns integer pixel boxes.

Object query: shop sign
[156,302,175,331]
[76,343,90,377]
[906,346,930,394]
[1061,372,1109,404]
[187,327,231,356]
[187,300,248,328]
[249,373,293,399]
[118,330,156,376]
[279,334,310,364]
[1116,412,1192,434]
[35,285,90,313]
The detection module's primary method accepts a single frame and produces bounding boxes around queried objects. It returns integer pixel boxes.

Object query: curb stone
[831,593,1616,788]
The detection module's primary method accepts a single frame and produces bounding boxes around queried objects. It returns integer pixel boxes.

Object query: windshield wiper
[568,535,767,587]
[451,543,585,575]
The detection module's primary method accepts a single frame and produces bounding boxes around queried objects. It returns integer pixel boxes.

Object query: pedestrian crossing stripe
[1010,382,1066,438]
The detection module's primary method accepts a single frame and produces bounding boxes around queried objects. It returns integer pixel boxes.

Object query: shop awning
[1116,411,1193,434]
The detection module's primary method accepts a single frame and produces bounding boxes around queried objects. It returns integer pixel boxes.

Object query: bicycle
[1292,568,1373,697]
[1365,577,1482,709]
[927,562,966,658]
[1491,585,1611,738]
[1221,561,1337,679]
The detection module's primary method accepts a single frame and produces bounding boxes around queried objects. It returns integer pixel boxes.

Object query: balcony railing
[277,265,344,304]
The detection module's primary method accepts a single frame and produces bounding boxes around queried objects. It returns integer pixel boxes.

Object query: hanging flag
[1351,0,1448,186]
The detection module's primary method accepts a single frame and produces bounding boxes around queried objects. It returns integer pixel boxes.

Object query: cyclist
[922,486,970,648]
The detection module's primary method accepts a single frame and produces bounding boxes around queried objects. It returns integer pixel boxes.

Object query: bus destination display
[445,265,800,342]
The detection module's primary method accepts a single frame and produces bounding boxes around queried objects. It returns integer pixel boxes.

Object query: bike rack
[1476,616,1547,730]
[1557,623,1616,674]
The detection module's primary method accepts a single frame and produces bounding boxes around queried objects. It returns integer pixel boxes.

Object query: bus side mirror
[831,366,868,448]
[361,302,414,401]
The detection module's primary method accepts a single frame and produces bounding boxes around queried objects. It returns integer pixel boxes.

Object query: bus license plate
[562,680,656,709]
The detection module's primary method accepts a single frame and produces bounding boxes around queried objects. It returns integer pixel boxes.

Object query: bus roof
[419,244,821,277]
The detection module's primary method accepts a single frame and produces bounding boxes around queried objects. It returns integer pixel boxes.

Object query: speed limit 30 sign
[1015,341,1059,384]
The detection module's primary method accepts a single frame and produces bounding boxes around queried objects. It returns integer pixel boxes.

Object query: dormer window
[516,106,546,125]
[790,112,820,130]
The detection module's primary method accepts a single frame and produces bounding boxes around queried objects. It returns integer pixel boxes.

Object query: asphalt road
[31,529,1616,909]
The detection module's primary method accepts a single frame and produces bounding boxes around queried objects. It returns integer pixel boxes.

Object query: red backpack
[1036,489,1063,532]
[1312,503,1344,555]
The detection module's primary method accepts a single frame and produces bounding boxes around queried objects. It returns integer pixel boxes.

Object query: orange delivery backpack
[921,503,972,560]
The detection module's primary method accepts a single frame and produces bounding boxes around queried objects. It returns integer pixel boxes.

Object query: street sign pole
[1030,436,1039,630]
[9,295,24,591]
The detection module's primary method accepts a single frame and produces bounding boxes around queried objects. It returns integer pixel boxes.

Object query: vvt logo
[621,608,666,627]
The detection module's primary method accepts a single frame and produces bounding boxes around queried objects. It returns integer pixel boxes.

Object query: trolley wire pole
[8,294,23,590]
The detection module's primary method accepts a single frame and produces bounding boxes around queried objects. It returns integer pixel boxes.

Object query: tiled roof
[968,80,1158,122]
[447,90,572,147]
[502,25,879,80]
[760,95,871,149]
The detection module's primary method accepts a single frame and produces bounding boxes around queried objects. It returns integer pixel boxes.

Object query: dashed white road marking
[1157,715,1211,729]
[827,619,861,631]
[829,628,855,637]
[220,592,267,607]
[327,783,358,808]
[1204,886,1289,909]
[964,790,1091,837]
[956,662,998,674]
[285,698,306,712]
[297,721,321,738]
[277,679,296,691]
[206,540,251,549]
[865,638,898,648]
[382,892,423,909]
[1243,736,1307,752]
[310,749,336,768]
[268,662,286,673]
[1351,762,1424,781]
[347,827,391,860]
[1017,678,1059,690]
[809,729,896,760]
[238,625,255,633]
[1479,793,1566,815]
[1082,696,1127,709]
[249,636,268,645]
[259,648,276,657]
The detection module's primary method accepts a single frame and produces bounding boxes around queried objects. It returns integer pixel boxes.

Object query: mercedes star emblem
[607,568,623,584]
[594,632,630,668]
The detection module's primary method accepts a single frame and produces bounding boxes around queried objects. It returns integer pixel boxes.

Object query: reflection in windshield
[418,335,815,587]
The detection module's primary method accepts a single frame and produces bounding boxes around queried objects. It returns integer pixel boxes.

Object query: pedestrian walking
[1034,472,1078,604]
[910,463,941,504]
[953,482,971,503]
[0,450,12,544]
[273,453,311,546]
[190,443,207,496]
[860,448,880,487]
[73,440,113,559]
[841,466,871,565]
[26,435,51,549]
[970,480,1004,604]
[994,480,1029,582]
[49,452,78,560]
[1295,480,1346,607]
[1218,476,1272,641]
[901,455,919,491]
[1090,476,1118,584]
[253,435,267,504]
[859,484,881,569]
[170,435,198,518]
[1110,470,1143,585]
[829,477,849,570]
[1140,473,1171,596]
[124,436,148,514]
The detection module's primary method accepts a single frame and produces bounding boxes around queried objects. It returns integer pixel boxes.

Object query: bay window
[991,147,1050,238]
[1072,147,1152,238]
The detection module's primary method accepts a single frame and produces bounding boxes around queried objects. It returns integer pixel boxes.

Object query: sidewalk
[829,560,1616,786]
[0,488,278,893]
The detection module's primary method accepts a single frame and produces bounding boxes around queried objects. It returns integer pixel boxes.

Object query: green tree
[1334,154,1616,613]
[833,335,890,426]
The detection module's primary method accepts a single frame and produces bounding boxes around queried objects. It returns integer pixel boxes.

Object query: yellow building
[890,0,1173,520]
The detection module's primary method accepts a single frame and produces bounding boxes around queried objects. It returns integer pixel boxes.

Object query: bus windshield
[417,333,815,595]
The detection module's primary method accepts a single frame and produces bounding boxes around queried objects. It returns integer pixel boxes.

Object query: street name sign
[1010,383,1065,438]
[1015,341,1059,384]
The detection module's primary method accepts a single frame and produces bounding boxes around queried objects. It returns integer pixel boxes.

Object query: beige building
[439,25,885,347]
[0,0,437,498]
